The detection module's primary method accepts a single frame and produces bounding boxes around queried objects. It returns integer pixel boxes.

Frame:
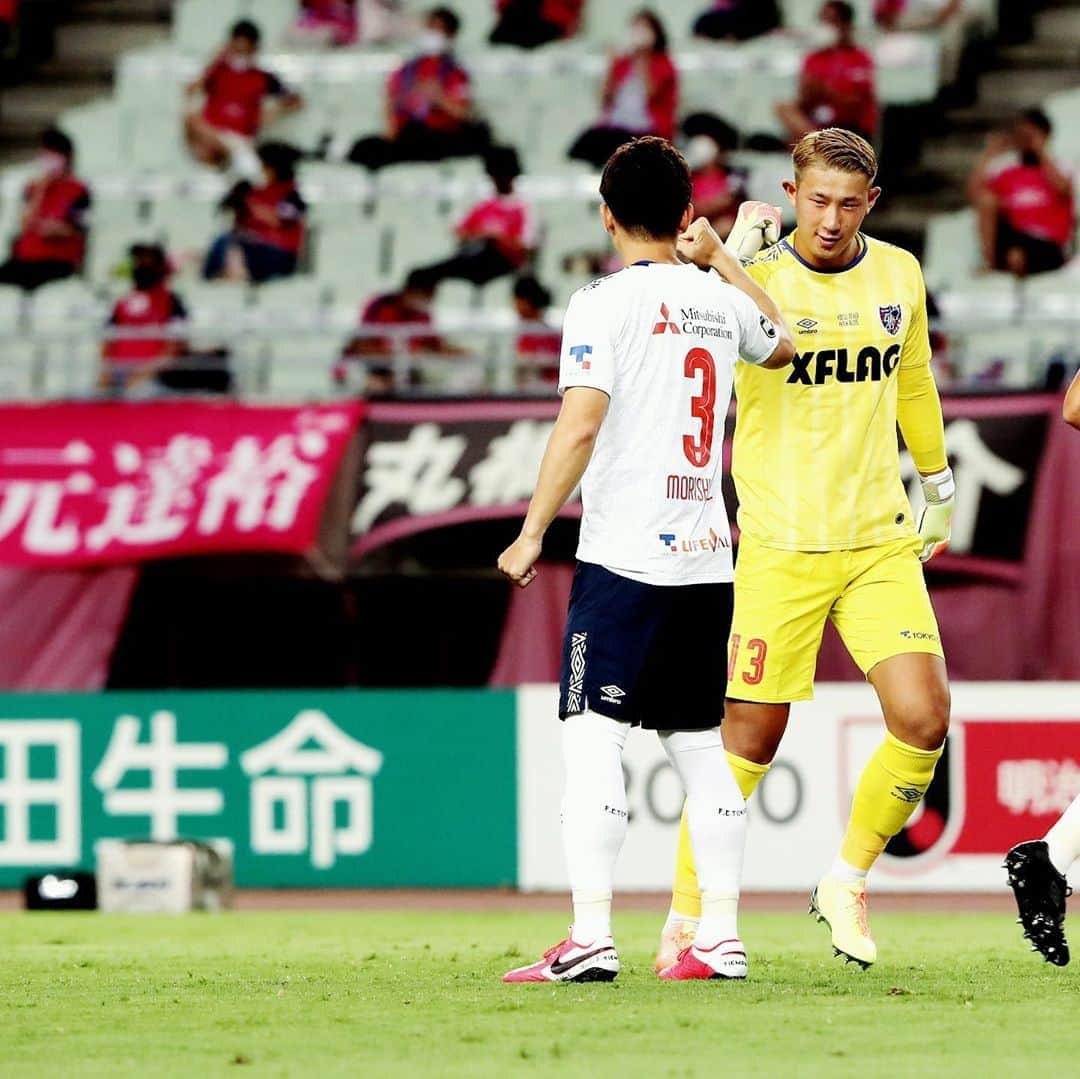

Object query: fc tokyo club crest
[878,304,902,336]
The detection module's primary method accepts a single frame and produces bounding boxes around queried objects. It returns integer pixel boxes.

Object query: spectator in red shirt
[99,243,188,395]
[776,1,877,145]
[412,147,536,287]
[203,142,307,283]
[490,0,583,48]
[967,109,1075,277]
[512,275,561,387]
[184,20,303,171]
[348,7,493,170]
[288,0,358,46]
[335,269,454,393]
[568,10,678,170]
[682,114,746,238]
[691,0,780,42]
[0,128,91,291]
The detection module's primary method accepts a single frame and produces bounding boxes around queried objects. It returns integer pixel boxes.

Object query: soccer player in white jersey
[1003,368,1080,966]
[497,137,794,983]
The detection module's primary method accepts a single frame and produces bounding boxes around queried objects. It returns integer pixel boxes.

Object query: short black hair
[428,6,461,37]
[41,127,74,160]
[824,1,855,25]
[599,136,692,240]
[257,140,302,181]
[404,268,439,294]
[634,9,668,53]
[513,275,551,309]
[130,242,167,267]
[1020,107,1052,135]
[230,19,261,45]
[484,145,521,181]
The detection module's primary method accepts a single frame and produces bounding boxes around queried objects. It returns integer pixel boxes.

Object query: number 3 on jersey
[683,347,716,468]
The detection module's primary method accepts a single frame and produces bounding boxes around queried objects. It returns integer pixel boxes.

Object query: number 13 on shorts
[728,633,768,687]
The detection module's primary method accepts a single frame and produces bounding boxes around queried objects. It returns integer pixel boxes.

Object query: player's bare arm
[1064,369,1080,430]
[497,386,608,588]
[676,217,795,370]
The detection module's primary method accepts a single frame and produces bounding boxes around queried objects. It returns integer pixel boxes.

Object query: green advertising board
[0,691,517,888]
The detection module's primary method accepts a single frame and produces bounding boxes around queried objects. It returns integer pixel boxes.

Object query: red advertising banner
[0,401,363,567]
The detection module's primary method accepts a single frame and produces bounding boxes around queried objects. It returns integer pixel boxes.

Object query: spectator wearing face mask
[0,128,91,291]
[967,109,1075,277]
[691,0,780,42]
[568,10,677,170]
[411,147,536,287]
[184,20,303,171]
[99,244,188,395]
[348,6,493,170]
[511,275,561,387]
[682,115,747,239]
[489,0,583,49]
[776,1,877,145]
[203,142,307,283]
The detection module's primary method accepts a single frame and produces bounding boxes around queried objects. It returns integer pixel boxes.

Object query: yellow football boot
[809,877,877,969]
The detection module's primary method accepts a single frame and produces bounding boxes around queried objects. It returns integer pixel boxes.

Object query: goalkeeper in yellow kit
[658,129,954,972]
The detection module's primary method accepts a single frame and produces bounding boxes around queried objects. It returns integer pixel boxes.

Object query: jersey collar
[782,233,868,274]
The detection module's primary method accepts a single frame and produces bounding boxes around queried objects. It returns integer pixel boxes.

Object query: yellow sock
[670,752,771,920]
[840,731,943,871]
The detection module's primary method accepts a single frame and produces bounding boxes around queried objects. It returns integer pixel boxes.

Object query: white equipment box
[95,840,234,914]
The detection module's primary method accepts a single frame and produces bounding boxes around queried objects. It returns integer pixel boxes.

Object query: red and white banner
[0,401,363,567]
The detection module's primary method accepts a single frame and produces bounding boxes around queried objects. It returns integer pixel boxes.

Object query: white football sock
[561,711,630,942]
[828,855,869,883]
[1045,792,1080,876]
[659,727,746,949]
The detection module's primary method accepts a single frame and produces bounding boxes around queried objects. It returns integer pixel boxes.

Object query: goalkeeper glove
[724,201,782,261]
[916,467,955,563]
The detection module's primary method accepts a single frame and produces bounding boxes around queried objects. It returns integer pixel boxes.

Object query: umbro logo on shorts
[600,684,625,705]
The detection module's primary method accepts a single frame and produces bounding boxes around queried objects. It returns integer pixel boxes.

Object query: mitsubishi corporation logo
[652,303,680,335]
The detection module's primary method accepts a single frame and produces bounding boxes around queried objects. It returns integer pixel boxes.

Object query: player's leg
[1004,792,1079,966]
[657,725,749,980]
[657,541,837,969]
[504,564,661,984]
[817,540,949,967]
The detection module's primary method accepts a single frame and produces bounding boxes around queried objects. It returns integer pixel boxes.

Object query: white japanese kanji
[998,758,1080,816]
[353,424,466,533]
[468,420,556,507]
[0,474,93,556]
[0,720,81,864]
[901,418,1025,555]
[91,712,228,840]
[240,710,383,869]
[86,436,213,551]
[197,434,322,535]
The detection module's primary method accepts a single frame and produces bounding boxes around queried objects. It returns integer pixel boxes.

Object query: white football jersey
[558,261,779,586]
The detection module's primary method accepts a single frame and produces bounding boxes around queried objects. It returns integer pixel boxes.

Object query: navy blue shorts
[558,562,733,731]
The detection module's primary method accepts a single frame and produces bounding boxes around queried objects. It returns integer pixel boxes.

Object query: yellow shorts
[726,535,944,704]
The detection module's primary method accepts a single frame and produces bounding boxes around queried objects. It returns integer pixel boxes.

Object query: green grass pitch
[3,909,1078,1077]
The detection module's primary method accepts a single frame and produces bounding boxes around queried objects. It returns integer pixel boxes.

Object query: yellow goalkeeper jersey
[735,232,946,551]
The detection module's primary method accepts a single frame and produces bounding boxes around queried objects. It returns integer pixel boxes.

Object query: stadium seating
[0,0,1070,398]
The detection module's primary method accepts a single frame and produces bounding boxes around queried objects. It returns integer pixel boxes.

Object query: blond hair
[792,128,878,183]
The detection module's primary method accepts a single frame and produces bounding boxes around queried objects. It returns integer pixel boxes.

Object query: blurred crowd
[0,0,1072,397]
